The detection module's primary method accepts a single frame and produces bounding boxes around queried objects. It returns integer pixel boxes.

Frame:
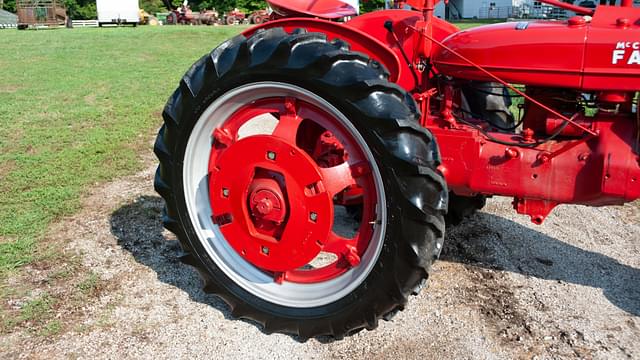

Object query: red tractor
[163,0,200,25]
[221,8,248,25]
[154,0,640,339]
[249,9,270,24]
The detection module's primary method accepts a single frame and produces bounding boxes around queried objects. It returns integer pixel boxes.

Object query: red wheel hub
[207,96,378,284]
[209,135,333,272]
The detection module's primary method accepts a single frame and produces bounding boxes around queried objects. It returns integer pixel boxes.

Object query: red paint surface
[267,0,357,19]
[242,2,640,224]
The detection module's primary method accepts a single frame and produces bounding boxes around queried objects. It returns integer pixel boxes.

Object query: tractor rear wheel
[155,28,447,339]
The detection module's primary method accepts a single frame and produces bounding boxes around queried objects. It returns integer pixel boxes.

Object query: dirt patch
[0,159,16,175]
[84,94,97,106]
[0,85,21,94]
[620,201,640,224]
[0,232,109,337]
[0,153,638,358]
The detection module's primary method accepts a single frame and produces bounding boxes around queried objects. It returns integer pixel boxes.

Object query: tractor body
[253,0,640,223]
[154,0,639,338]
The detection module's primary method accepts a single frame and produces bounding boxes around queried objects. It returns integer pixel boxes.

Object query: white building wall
[435,1,446,18]
[460,0,514,18]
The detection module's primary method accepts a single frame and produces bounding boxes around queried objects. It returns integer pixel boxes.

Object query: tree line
[1,0,387,19]
[0,0,270,19]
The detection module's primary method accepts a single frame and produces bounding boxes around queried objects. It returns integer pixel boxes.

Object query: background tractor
[155,0,640,339]
[163,0,200,25]
[198,8,219,25]
[248,9,270,24]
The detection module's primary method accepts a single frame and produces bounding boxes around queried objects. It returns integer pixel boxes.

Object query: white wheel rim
[182,82,387,308]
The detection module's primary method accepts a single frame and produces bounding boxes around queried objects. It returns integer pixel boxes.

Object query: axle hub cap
[249,179,285,223]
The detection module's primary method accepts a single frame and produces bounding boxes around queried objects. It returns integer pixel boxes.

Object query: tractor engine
[429,6,640,222]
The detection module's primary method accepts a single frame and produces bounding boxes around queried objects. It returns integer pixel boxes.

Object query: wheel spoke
[271,97,301,143]
[322,231,357,255]
[273,271,286,284]
[320,162,368,197]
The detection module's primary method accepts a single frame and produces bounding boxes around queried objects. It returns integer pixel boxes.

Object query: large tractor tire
[155,28,447,339]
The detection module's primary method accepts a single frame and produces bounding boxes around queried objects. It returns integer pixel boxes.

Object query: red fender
[244,10,458,91]
[267,0,357,19]
[243,18,406,88]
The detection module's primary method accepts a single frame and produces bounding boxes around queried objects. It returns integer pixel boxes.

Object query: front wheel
[155,28,447,339]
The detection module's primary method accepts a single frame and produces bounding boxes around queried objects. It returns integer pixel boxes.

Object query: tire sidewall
[171,70,414,319]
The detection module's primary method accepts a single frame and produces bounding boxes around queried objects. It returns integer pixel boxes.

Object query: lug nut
[309,212,318,222]
[538,152,551,164]
[522,128,535,143]
[261,246,269,255]
[222,188,229,197]
[267,151,276,160]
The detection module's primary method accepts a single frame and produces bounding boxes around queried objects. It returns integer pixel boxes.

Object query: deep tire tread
[154,27,447,339]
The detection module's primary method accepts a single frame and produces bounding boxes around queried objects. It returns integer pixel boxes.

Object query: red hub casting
[209,135,333,273]
[248,178,287,226]
[207,97,378,284]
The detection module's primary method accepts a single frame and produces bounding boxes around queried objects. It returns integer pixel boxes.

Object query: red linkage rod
[413,26,599,137]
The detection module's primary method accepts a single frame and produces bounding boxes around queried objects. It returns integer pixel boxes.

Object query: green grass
[1,292,54,331]
[0,26,243,277]
[76,272,100,295]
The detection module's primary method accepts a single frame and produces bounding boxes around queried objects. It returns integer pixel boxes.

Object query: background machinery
[16,0,66,29]
[221,7,248,25]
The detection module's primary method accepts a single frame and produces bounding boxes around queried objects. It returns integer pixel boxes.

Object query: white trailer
[97,0,139,26]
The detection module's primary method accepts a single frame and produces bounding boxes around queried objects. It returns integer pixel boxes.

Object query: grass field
[0,26,243,278]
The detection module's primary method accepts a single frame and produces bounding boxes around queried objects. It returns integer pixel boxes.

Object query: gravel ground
[1,157,638,359]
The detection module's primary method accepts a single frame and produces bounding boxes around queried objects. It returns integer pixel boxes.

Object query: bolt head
[261,246,269,255]
[222,188,229,197]
[309,212,318,222]
[255,198,273,215]
[578,153,590,162]
[505,147,519,159]
[267,151,276,160]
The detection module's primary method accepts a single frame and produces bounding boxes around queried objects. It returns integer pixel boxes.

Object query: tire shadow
[110,195,639,336]
[441,212,640,316]
[109,195,311,342]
